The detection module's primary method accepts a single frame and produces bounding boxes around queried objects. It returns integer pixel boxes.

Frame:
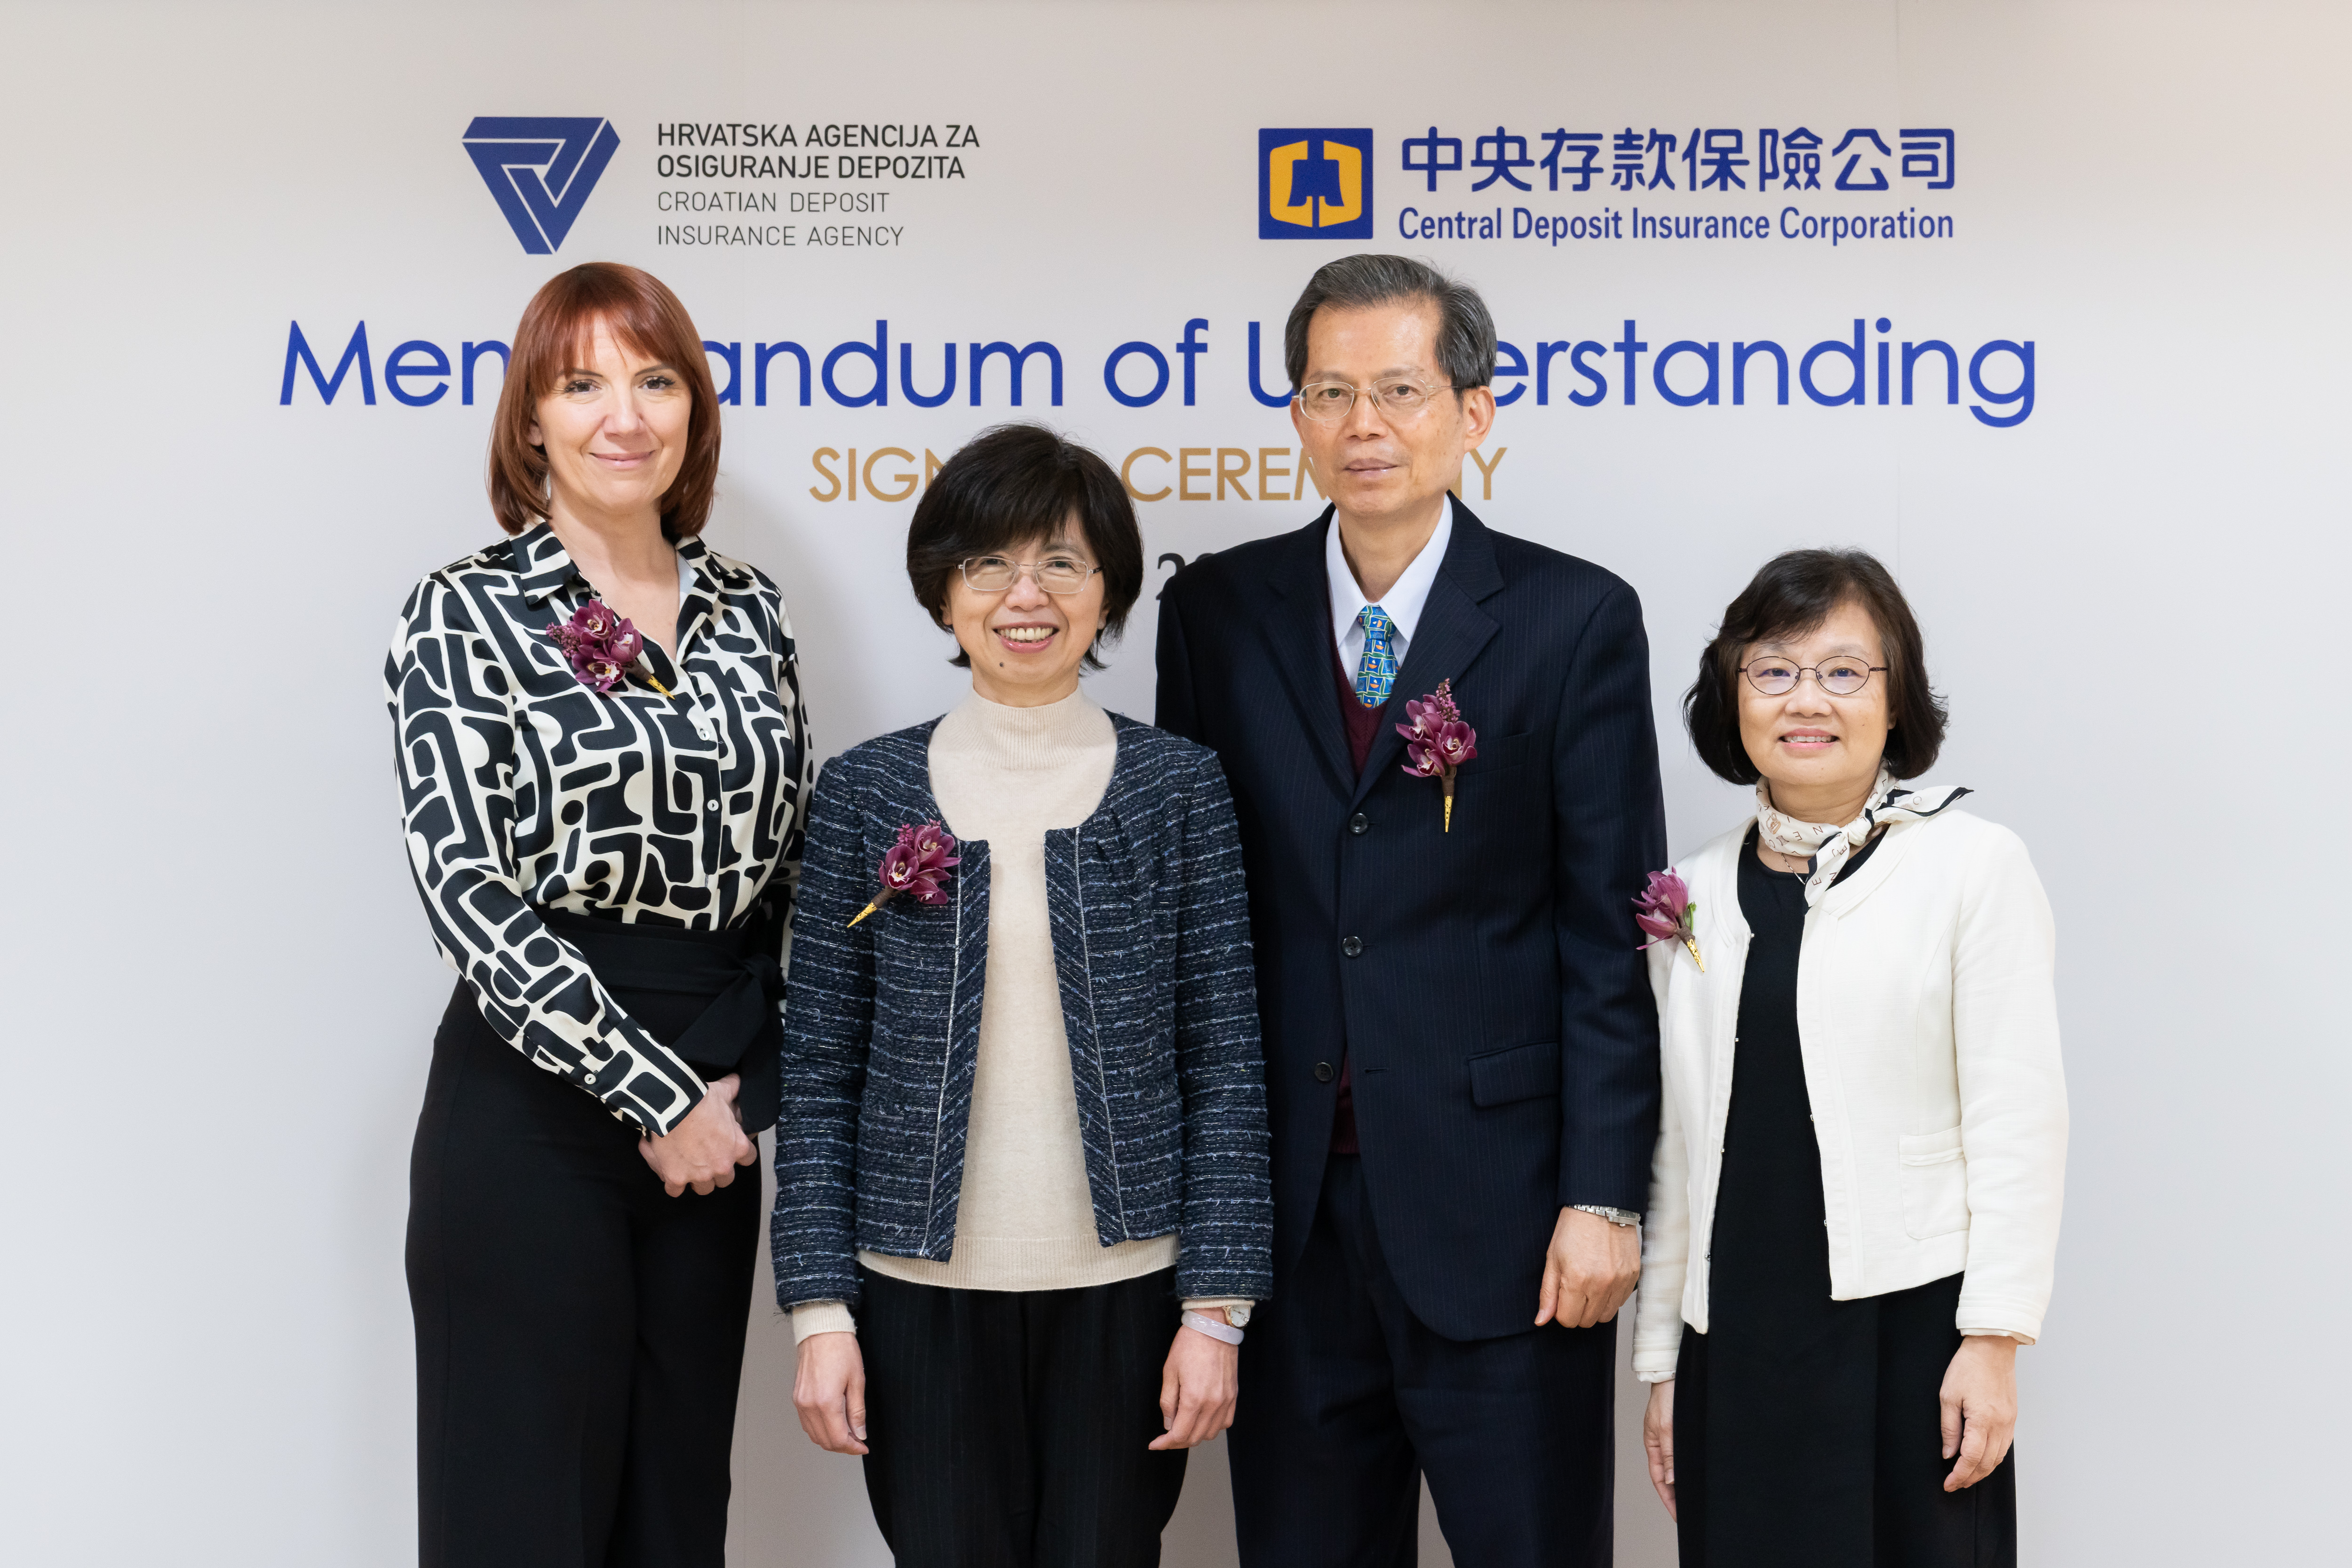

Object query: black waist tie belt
[540,907,786,1134]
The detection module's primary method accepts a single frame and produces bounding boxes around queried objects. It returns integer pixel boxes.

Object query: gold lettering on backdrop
[1468,445,1507,499]
[864,447,918,502]
[809,447,842,501]
[1295,451,1327,501]
[1177,448,1212,501]
[1216,449,1252,501]
[803,445,1497,502]
[1121,447,1173,502]
[1257,447,1291,498]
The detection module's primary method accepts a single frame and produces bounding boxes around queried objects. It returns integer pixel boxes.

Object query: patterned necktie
[1353,606,1398,708]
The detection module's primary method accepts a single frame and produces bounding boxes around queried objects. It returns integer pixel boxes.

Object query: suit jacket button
[1314,1061,1335,1082]
[1350,813,1369,835]
[1341,936,1363,957]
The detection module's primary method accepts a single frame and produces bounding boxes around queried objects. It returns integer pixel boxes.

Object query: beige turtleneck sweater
[792,691,1244,1341]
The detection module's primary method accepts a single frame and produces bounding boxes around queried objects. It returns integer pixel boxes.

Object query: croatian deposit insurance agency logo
[462,117,621,254]
[1258,128,1374,239]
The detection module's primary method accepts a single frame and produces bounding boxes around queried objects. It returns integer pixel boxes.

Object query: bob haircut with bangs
[1683,547,1949,784]
[487,262,722,539]
[905,424,1145,671]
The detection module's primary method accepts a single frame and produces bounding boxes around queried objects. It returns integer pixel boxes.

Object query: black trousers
[857,1267,1189,1568]
[407,984,760,1568]
[1227,1155,1617,1568]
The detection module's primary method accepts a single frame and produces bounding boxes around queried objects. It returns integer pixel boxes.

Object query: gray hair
[1281,254,1496,394]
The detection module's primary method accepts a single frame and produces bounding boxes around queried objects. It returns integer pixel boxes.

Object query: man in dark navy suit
[1157,256,1667,1567]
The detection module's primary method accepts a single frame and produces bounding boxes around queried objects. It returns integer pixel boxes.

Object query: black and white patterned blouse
[386,523,812,1134]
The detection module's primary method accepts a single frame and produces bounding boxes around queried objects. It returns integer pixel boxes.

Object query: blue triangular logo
[461,117,620,254]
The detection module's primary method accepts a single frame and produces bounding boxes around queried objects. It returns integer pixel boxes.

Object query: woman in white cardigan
[1634,549,2065,1567]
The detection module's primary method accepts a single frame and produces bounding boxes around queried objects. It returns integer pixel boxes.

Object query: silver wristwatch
[1572,1204,1641,1227]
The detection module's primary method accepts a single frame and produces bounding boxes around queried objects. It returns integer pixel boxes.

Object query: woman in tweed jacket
[771,425,1272,1566]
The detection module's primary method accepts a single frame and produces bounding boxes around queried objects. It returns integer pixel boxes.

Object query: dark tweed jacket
[770,712,1273,1309]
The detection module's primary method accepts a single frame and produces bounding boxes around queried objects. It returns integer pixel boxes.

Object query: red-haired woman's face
[527,321,692,529]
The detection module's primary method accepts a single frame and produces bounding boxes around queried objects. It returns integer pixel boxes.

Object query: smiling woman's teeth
[999,627,1054,643]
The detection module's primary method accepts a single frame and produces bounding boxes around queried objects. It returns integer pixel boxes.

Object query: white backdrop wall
[2,2,2345,1564]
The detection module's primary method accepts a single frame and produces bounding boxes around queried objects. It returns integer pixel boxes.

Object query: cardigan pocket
[1897,1126,1971,1239]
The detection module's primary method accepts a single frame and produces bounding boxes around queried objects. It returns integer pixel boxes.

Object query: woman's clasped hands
[637,1072,758,1196]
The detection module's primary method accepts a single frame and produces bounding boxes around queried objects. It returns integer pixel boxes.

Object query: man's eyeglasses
[959,554,1100,595]
[1740,656,1889,697]
[1294,378,1456,424]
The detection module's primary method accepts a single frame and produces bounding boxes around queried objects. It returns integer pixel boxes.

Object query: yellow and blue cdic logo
[1258,128,1374,239]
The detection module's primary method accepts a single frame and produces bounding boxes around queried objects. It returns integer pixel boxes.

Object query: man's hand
[1642,1378,1677,1520]
[793,1331,869,1455]
[637,1074,759,1196]
[1149,1314,1240,1450]
[1534,1206,1639,1329]
[1939,1335,2018,1490]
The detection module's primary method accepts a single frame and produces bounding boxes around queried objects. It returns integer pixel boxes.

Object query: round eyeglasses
[1740,656,1889,697]
[959,554,1100,595]
[1294,378,1456,424]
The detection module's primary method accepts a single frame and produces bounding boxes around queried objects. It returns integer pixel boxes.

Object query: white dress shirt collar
[1326,495,1457,664]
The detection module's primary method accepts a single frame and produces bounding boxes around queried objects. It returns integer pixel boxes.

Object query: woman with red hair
[386,263,811,1568]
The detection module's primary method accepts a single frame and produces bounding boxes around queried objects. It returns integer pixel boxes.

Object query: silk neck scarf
[1756,767,1973,906]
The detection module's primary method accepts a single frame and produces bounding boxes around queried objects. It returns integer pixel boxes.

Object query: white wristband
[1181,1309,1244,1345]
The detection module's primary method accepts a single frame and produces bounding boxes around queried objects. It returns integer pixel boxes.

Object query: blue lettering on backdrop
[384,341,451,406]
[703,341,742,406]
[280,321,373,405]
[461,342,509,406]
[274,316,2035,424]
[969,341,1062,406]
[824,323,888,407]
[1103,342,1170,408]
[1245,323,1290,408]
[1176,319,1209,407]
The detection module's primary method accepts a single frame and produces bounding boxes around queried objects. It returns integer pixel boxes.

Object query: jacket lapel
[1819,815,1926,919]
[1350,504,1505,808]
[1258,510,1355,795]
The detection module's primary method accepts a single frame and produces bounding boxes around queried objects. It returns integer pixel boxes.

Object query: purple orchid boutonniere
[545,599,671,698]
[1396,678,1478,832]
[849,821,961,926]
[1634,869,1705,971]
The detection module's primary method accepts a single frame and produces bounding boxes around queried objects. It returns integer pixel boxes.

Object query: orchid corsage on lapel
[1634,870,1704,971]
[546,599,672,698]
[849,821,960,926]
[1396,678,1478,832]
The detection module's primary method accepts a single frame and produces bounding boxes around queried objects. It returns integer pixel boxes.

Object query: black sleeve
[1549,581,1669,1212]
[1154,573,1204,743]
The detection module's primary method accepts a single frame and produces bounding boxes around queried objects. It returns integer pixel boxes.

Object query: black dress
[1673,828,2016,1568]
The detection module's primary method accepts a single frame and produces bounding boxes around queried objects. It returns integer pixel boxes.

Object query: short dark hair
[1283,254,1496,394]
[905,424,1144,671]
[1683,549,1948,784]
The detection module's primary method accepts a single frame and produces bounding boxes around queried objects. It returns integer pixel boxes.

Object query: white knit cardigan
[1631,807,2069,1383]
